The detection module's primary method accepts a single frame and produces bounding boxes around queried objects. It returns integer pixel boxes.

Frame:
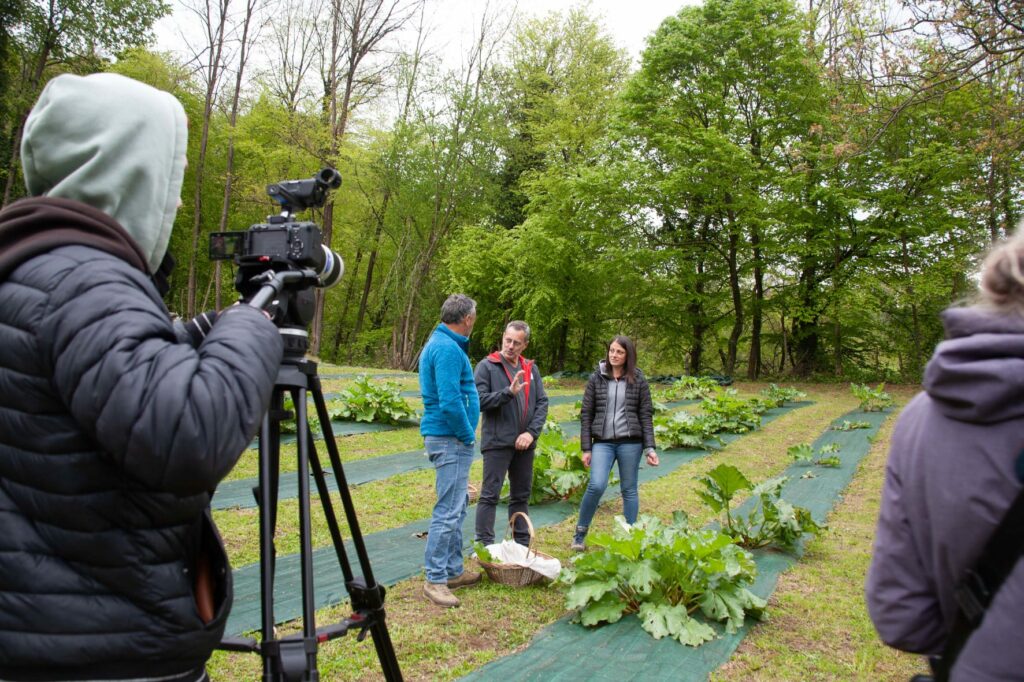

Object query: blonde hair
[980,230,1024,312]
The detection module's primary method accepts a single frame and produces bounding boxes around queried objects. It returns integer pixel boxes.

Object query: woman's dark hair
[607,335,637,383]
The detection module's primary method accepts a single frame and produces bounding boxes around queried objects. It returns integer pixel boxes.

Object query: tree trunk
[185,0,230,317]
[747,224,763,380]
[216,0,260,310]
[724,221,743,376]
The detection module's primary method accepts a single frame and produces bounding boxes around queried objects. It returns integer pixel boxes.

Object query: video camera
[209,168,344,345]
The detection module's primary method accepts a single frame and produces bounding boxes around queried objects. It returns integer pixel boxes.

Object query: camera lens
[317,245,344,288]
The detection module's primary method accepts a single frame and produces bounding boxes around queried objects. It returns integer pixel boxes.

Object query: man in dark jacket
[0,73,283,682]
[474,321,548,546]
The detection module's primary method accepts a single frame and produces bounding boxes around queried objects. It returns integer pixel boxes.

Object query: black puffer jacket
[475,352,549,452]
[580,361,656,452]
[0,205,283,680]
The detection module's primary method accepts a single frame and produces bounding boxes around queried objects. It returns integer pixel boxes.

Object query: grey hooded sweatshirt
[866,306,1024,681]
[0,74,283,681]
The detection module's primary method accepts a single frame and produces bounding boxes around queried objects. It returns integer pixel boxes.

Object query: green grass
[206,379,924,680]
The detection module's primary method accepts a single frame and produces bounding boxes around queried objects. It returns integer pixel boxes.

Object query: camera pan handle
[247,270,309,311]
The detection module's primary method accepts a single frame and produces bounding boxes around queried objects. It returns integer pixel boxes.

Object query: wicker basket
[467,482,480,504]
[477,512,556,587]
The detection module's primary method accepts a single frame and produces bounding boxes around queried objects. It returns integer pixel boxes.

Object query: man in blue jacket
[419,294,482,607]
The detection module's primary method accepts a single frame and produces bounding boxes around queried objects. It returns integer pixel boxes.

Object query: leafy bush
[831,419,872,431]
[654,410,724,450]
[788,442,842,468]
[695,464,823,552]
[335,375,416,424]
[529,421,611,504]
[759,384,807,408]
[700,389,762,434]
[560,514,765,646]
[787,443,814,464]
[850,383,894,412]
[654,375,721,402]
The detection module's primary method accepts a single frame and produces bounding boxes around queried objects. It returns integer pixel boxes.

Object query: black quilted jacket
[0,200,283,680]
[579,361,656,452]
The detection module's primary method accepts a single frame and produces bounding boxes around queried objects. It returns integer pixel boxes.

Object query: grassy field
[206,372,926,681]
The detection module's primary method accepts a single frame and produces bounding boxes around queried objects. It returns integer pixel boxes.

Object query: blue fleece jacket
[418,323,480,444]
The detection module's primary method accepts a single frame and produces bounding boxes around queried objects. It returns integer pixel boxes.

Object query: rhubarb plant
[851,383,894,412]
[695,464,822,552]
[528,421,613,504]
[654,410,724,450]
[759,384,807,408]
[831,419,872,431]
[700,389,762,433]
[653,375,720,402]
[560,514,765,646]
[335,375,416,424]
[788,443,842,468]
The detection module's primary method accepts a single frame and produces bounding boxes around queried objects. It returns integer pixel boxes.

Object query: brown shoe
[447,569,482,590]
[423,581,459,608]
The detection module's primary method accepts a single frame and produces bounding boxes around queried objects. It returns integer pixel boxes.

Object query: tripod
[221,332,402,681]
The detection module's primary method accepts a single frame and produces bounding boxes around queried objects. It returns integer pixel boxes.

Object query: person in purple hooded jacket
[866,231,1024,681]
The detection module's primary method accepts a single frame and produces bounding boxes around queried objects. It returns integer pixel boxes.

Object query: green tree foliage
[446,9,630,371]
[616,0,823,377]
[5,0,1023,382]
[1,0,168,202]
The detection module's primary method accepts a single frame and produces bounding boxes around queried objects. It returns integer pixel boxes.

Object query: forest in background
[2,0,1022,381]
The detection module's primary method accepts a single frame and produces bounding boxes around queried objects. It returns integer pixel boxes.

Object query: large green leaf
[579,593,628,626]
[565,579,619,610]
[638,603,716,646]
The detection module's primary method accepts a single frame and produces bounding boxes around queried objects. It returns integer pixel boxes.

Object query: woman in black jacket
[572,336,659,551]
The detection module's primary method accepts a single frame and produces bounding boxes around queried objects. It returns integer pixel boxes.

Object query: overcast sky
[155,0,697,70]
[423,0,694,64]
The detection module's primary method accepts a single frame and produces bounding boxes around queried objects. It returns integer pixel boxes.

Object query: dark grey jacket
[475,352,548,452]
[580,361,656,452]
[0,206,282,680]
[866,307,1024,681]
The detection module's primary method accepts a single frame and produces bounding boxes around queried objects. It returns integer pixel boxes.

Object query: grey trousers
[474,446,535,545]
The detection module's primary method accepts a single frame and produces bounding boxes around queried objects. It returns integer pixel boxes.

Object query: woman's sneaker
[570,526,587,552]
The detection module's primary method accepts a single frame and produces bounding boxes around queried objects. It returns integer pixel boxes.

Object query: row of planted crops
[207,373,908,679]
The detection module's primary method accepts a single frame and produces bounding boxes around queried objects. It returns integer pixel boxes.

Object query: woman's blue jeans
[576,441,643,529]
[423,436,474,584]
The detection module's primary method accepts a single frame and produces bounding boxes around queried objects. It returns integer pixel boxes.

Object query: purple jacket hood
[923,306,1024,423]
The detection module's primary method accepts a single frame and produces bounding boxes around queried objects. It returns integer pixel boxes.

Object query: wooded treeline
[3,0,1022,380]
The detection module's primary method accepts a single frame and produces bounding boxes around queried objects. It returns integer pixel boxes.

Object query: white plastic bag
[485,539,561,580]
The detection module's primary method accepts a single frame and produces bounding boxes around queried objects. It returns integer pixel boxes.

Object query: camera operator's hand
[182,310,218,346]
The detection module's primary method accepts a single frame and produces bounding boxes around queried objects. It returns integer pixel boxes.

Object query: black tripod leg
[291,386,320,680]
[258,388,284,681]
[305,425,356,587]
[309,377,403,681]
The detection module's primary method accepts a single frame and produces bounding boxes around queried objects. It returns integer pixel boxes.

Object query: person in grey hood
[572,335,658,551]
[866,231,1024,681]
[0,73,283,681]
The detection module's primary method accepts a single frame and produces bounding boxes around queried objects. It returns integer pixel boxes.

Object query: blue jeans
[576,441,643,528]
[423,436,474,583]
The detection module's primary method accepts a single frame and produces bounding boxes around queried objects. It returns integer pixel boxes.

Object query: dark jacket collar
[0,196,159,286]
